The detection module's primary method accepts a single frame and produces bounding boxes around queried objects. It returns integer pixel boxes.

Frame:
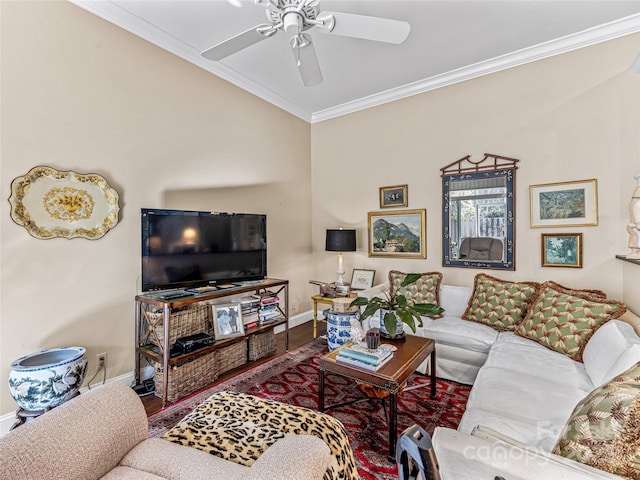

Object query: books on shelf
[336,351,393,371]
[251,292,281,324]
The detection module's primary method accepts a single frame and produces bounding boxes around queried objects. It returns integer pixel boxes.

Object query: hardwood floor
[141,320,327,415]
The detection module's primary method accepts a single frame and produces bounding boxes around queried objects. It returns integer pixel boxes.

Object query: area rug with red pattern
[148,337,471,479]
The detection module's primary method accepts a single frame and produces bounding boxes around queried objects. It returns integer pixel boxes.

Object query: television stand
[134,278,289,407]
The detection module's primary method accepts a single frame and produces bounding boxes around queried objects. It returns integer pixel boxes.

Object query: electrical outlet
[97,352,108,371]
[292,299,298,311]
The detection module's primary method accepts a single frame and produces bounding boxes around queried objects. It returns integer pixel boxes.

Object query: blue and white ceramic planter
[8,347,88,411]
[326,311,360,351]
[379,309,405,338]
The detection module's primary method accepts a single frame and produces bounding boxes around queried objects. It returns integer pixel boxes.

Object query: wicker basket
[154,351,217,404]
[248,330,276,361]
[214,340,247,376]
[147,304,210,348]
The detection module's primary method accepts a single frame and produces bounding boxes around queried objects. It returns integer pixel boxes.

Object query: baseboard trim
[0,311,314,436]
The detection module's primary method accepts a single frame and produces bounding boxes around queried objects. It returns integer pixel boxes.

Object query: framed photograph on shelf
[379,184,408,208]
[368,209,426,258]
[541,233,583,268]
[350,269,376,290]
[530,179,598,228]
[212,303,244,339]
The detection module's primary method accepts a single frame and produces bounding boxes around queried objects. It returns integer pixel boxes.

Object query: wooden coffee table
[318,335,436,461]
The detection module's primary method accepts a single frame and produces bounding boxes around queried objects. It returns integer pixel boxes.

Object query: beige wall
[0,1,311,416]
[312,33,640,303]
[1,1,639,419]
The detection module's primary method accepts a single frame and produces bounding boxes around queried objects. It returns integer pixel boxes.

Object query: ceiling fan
[202,0,411,87]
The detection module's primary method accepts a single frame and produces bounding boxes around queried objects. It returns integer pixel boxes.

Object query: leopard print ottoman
[162,391,359,480]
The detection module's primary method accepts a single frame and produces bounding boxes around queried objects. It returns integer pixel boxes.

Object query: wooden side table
[311,295,334,338]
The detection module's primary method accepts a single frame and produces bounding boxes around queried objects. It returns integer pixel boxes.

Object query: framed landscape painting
[541,233,583,268]
[530,179,598,227]
[368,209,426,258]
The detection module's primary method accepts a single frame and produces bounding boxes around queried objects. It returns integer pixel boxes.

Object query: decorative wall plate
[8,166,120,239]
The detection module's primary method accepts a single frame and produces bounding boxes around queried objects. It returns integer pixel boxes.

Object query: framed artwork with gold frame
[541,233,583,268]
[530,179,598,228]
[379,184,408,208]
[368,209,426,258]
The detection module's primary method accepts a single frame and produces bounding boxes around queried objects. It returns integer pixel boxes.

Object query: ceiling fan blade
[317,11,410,44]
[201,24,276,61]
[290,35,322,87]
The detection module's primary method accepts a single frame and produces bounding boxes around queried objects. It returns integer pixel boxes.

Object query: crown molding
[69,0,314,122]
[70,1,639,124]
[311,13,640,123]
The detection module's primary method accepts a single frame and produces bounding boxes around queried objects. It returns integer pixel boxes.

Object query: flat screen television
[141,208,267,292]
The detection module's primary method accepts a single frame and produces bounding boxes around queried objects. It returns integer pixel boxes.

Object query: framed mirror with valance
[442,154,519,270]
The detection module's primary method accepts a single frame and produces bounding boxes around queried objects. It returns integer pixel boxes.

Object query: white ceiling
[72,0,640,123]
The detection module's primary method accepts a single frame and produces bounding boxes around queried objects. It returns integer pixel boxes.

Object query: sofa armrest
[431,427,624,480]
[122,436,331,480]
[250,435,331,480]
[0,382,148,480]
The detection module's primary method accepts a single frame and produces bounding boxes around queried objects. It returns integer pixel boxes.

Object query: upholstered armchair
[458,237,503,261]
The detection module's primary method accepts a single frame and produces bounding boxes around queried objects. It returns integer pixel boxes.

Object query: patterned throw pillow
[461,273,540,331]
[553,362,640,479]
[544,280,607,301]
[515,282,626,362]
[389,271,442,316]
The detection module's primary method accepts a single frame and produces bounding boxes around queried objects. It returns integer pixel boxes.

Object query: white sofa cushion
[438,285,472,317]
[422,316,498,354]
[458,332,594,451]
[433,426,625,480]
[583,320,640,387]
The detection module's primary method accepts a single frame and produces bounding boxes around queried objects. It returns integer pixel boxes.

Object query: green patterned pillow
[389,271,442,317]
[461,273,540,331]
[514,283,626,362]
[553,362,640,479]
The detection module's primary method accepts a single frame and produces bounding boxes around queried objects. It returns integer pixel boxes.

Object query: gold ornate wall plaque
[8,166,120,239]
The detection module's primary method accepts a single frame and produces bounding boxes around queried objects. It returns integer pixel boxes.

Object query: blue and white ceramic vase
[326,311,359,351]
[8,347,88,411]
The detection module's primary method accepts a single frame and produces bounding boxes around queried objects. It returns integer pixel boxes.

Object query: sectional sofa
[360,271,640,479]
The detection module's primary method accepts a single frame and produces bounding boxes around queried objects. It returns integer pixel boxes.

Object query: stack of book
[255,292,281,324]
[336,343,394,371]
[240,297,261,329]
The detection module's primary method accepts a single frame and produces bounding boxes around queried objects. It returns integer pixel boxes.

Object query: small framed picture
[541,233,583,268]
[212,303,244,339]
[350,269,376,290]
[530,179,598,228]
[380,184,408,208]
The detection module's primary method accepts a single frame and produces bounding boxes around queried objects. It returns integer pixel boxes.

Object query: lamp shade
[325,229,356,252]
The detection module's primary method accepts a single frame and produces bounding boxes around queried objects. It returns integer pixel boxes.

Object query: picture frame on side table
[368,209,426,258]
[350,269,376,290]
[379,184,408,208]
[530,179,598,228]
[212,303,244,339]
[541,233,583,268]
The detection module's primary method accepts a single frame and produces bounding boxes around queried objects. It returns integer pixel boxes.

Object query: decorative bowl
[8,347,88,411]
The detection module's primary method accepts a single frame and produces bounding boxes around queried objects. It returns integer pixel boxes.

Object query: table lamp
[325,229,356,287]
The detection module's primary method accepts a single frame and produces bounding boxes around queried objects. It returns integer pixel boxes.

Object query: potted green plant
[349,273,444,339]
